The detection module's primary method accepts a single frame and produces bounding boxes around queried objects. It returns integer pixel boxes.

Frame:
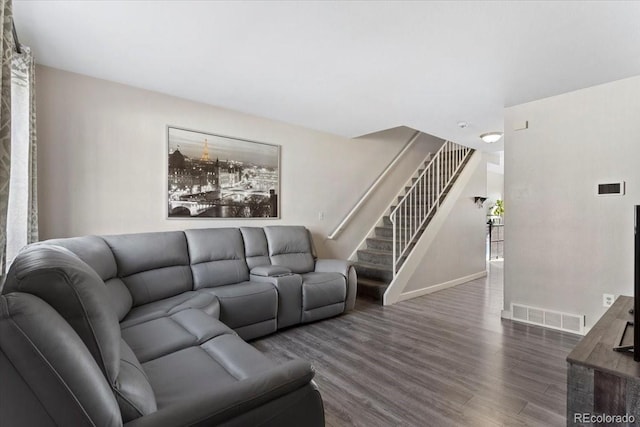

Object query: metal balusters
[389,141,474,275]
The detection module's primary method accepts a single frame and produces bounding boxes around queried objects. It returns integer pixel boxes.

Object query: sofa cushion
[264,226,315,273]
[240,227,271,270]
[185,228,250,289]
[141,334,280,409]
[130,357,318,426]
[301,272,347,311]
[121,309,233,363]
[121,291,220,329]
[200,281,277,331]
[103,231,192,306]
[43,236,133,321]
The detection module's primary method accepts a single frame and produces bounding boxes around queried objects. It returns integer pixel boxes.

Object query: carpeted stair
[354,150,474,303]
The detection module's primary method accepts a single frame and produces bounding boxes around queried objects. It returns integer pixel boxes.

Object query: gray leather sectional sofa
[0,226,356,426]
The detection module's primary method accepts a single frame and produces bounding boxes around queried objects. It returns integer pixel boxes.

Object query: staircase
[354,141,474,303]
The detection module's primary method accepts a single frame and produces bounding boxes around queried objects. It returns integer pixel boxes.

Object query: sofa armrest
[314,259,357,312]
[314,259,350,276]
[123,360,316,427]
[250,265,293,277]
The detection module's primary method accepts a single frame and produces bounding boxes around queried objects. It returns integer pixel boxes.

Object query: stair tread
[354,260,393,271]
[358,248,393,255]
[361,149,474,279]
[357,277,387,303]
[357,277,388,288]
[367,236,393,242]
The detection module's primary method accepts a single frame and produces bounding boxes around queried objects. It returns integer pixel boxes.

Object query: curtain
[0,0,14,274]
[7,44,37,267]
[0,0,37,275]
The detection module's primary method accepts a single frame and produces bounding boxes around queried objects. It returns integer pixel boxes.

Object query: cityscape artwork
[168,127,280,218]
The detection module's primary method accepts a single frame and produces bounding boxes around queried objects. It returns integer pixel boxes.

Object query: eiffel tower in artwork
[201,138,210,161]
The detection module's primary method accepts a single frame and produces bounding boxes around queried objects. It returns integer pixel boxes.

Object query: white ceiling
[14,1,640,151]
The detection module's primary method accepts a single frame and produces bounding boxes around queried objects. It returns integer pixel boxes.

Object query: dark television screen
[635,205,640,361]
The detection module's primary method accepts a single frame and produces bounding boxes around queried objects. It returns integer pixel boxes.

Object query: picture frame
[167,126,280,218]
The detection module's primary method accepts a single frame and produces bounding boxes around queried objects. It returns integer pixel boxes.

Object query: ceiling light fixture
[480,132,503,144]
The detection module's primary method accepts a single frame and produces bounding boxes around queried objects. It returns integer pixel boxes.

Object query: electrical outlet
[603,294,616,308]
[318,211,325,221]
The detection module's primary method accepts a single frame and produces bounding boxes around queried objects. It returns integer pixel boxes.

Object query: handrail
[327,130,422,240]
[390,140,473,275]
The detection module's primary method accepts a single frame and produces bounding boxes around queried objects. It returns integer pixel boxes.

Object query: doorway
[486,151,504,261]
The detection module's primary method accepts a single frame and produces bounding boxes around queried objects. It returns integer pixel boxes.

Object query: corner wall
[36,66,434,258]
[504,75,640,331]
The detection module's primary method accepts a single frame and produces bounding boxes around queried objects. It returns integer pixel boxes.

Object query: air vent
[511,303,585,334]
[597,181,625,196]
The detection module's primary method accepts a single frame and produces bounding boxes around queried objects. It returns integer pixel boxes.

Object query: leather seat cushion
[301,272,347,310]
[142,333,278,409]
[121,291,220,329]
[121,308,234,363]
[200,282,277,329]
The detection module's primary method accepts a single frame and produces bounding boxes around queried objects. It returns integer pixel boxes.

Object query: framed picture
[167,126,280,218]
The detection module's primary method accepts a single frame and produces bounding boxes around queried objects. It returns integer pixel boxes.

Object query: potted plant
[492,199,504,217]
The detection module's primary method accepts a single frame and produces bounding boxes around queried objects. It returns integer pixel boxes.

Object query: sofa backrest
[240,227,271,270]
[3,245,157,423]
[34,226,319,300]
[264,226,316,273]
[102,231,192,307]
[4,245,122,382]
[185,228,249,289]
[0,292,123,427]
[44,235,133,321]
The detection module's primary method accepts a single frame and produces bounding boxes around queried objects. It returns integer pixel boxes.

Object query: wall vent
[596,181,625,196]
[510,303,585,335]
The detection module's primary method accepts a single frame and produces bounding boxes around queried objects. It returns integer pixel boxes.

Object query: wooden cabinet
[567,296,640,426]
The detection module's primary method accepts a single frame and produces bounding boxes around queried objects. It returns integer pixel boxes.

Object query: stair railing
[390,141,473,275]
[328,130,421,240]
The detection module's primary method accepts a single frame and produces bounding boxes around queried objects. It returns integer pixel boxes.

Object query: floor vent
[510,303,585,335]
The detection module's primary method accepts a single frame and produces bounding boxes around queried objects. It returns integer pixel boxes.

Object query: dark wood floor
[252,261,581,427]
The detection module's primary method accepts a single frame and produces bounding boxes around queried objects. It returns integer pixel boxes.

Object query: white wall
[402,152,488,293]
[333,131,443,258]
[36,66,438,258]
[504,75,640,330]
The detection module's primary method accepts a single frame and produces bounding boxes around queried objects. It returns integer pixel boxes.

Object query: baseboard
[396,270,487,302]
[501,310,512,320]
